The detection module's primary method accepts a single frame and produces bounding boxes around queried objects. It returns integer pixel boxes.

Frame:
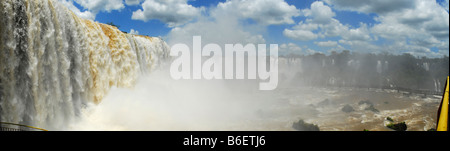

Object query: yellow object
[0,122,48,131]
[437,76,449,131]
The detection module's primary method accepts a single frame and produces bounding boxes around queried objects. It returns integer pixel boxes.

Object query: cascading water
[384,61,388,71]
[435,79,442,92]
[347,60,353,67]
[423,62,430,71]
[438,80,441,92]
[434,79,439,92]
[376,60,382,74]
[0,0,170,130]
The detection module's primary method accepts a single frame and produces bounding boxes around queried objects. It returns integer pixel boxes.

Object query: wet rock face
[364,104,380,113]
[358,100,380,113]
[358,100,374,106]
[386,122,407,131]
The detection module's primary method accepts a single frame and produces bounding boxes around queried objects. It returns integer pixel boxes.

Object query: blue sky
[63,0,449,57]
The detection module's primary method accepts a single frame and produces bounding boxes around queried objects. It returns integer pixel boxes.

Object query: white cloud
[58,0,95,20]
[279,43,319,55]
[282,0,449,57]
[75,0,124,13]
[371,0,449,39]
[305,48,321,55]
[166,15,265,48]
[125,0,143,6]
[369,0,448,57]
[166,0,302,48]
[129,29,139,35]
[283,29,318,41]
[371,21,416,40]
[280,43,302,53]
[315,41,338,47]
[318,18,348,38]
[342,23,372,41]
[302,1,335,24]
[216,0,300,25]
[130,0,299,27]
[283,2,344,41]
[381,40,443,58]
[281,1,336,41]
[291,21,319,31]
[58,0,125,20]
[131,0,202,27]
[323,0,416,14]
[338,40,380,53]
[284,1,372,43]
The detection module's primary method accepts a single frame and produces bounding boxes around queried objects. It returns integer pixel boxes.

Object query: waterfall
[376,60,382,74]
[291,58,302,73]
[433,79,443,92]
[0,0,170,129]
[328,77,336,86]
[434,79,438,92]
[347,60,353,67]
[423,62,430,71]
[384,61,389,71]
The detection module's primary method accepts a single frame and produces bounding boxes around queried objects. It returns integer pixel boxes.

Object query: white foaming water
[0,0,169,130]
[434,79,439,92]
[384,61,389,71]
[64,69,441,131]
[423,62,430,71]
[376,60,382,74]
[68,69,273,131]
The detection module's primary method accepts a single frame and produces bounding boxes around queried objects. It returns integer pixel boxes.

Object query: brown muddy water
[247,87,441,131]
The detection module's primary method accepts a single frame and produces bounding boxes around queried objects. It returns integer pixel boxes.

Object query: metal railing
[0,122,48,131]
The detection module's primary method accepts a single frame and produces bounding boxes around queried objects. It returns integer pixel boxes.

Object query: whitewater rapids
[0,0,170,130]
